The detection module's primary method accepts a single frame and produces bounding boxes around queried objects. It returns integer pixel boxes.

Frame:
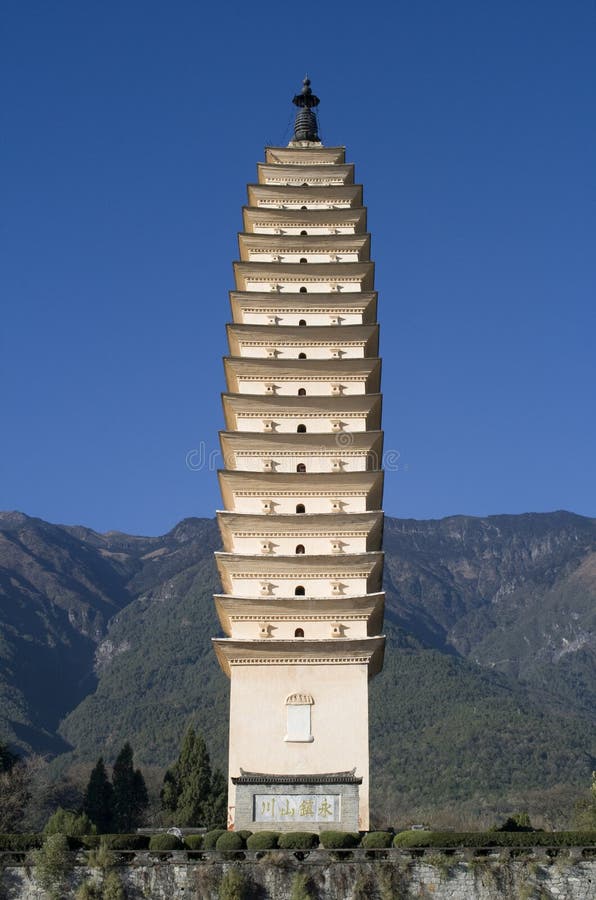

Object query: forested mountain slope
[1,509,594,819]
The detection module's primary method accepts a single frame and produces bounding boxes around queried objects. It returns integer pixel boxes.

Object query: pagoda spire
[292,77,320,142]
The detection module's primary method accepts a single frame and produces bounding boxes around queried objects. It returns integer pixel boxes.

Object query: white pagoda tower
[213,79,385,832]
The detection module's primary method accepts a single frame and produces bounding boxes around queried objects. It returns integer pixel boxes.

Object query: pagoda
[213,79,385,832]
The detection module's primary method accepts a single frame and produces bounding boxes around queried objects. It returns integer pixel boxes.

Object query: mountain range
[1,509,595,825]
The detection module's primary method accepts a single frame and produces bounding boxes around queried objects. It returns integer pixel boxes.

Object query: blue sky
[2,0,595,535]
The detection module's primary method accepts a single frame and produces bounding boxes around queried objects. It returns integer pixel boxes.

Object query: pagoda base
[231,770,362,832]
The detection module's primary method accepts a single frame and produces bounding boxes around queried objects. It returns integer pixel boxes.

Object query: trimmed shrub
[246,831,280,850]
[148,833,183,852]
[184,833,204,850]
[203,828,227,849]
[362,831,393,849]
[236,829,253,844]
[216,831,244,852]
[277,831,319,850]
[0,833,43,851]
[319,830,360,849]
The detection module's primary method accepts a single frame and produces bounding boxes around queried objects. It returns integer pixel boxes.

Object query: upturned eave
[223,356,381,393]
[216,510,384,551]
[215,551,384,595]
[242,207,367,233]
[257,163,355,186]
[217,469,384,511]
[229,291,378,324]
[226,323,379,357]
[213,635,385,678]
[221,392,382,431]
[247,184,363,207]
[264,147,346,165]
[233,261,374,291]
[218,429,384,471]
[237,232,371,261]
[214,592,385,637]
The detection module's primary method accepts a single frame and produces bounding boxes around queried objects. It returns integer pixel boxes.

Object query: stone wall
[2,849,596,899]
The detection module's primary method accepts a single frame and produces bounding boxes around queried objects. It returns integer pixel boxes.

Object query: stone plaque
[254,794,340,823]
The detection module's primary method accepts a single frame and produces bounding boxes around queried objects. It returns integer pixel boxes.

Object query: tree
[44,806,95,836]
[161,726,226,827]
[0,750,35,832]
[574,771,596,829]
[0,740,17,773]
[83,757,113,833]
[111,743,148,832]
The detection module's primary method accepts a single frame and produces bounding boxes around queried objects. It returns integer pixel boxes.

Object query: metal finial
[291,77,320,142]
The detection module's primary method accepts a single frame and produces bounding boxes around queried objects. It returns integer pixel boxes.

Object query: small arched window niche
[296,463,306,473]
[284,692,314,743]
[294,585,305,596]
[295,544,305,554]
[297,423,307,433]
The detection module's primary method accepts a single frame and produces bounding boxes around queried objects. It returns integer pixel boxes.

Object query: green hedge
[184,834,204,850]
[393,830,596,849]
[0,834,43,851]
[203,828,227,850]
[362,831,393,849]
[148,833,183,852]
[246,831,280,850]
[80,834,149,850]
[215,831,244,852]
[319,831,360,849]
[236,830,253,844]
[277,832,319,850]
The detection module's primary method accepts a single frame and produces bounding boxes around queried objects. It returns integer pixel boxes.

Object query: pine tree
[161,726,222,827]
[83,757,113,833]
[204,768,228,828]
[111,743,148,832]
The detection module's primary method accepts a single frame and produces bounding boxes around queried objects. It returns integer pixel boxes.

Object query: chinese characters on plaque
[254,794,339,823]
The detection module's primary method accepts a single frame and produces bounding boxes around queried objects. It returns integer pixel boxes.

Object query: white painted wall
[230,454,371,473]
[253,226,355,235]
[230,535,369,555]
[234,414,368,433]
[228,662,370,829]
[240,312,363,325]
[247,252,360,263]
[238,345,365,359]
[227,496,370,514]
[245,279,362,292]
[235,378,367,395]
[262,177,346,186]
[257,201,353,210]
[228,574,371,597]
[230,620,369,640]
